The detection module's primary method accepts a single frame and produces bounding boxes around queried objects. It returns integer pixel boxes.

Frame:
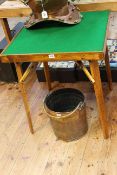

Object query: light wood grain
[15,62,34,134]
[43,62,52,91]
[90,61,109,139]
[0,18,12,43]
[0,52,104,63]
[79,1,117,12]
[0,0,117,18]
[0,77,117,175]
[0,1,32,18]
[105,47,113,91]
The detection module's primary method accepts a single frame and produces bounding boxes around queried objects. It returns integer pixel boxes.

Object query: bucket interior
[44,88,84,112]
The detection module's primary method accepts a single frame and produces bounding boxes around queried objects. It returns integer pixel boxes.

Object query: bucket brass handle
[44,101,85,119]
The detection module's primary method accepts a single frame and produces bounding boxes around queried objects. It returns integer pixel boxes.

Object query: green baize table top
[3,11,109,56]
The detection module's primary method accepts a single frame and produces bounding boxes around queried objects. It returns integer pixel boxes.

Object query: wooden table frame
[1,32,112,139]
[0,1,114,138]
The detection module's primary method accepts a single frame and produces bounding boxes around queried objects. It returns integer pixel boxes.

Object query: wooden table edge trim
[0,52,104,63]
[103,12,110,54]
[0,2,117,18]
[79,2,117,12]
[102,15,113,91]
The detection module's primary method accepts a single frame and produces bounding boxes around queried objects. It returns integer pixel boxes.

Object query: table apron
[0,52,104,63]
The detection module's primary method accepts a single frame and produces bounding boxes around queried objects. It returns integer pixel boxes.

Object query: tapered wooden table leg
[43,62,51,91]
[0,18,12,43]
[15,62,34,134]
[90,61,109,139]
[105,47,112,91]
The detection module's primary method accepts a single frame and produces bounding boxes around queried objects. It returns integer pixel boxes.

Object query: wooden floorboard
[0,73,117,175]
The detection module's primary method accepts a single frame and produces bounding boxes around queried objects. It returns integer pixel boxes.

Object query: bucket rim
[44,101,85,119]
[44,88,85,119]
[44,88,85,103]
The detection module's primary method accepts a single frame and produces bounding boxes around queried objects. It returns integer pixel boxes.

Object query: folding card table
[0,11,112,139]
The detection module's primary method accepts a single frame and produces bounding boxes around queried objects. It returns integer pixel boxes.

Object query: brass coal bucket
[44,88,88,142]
